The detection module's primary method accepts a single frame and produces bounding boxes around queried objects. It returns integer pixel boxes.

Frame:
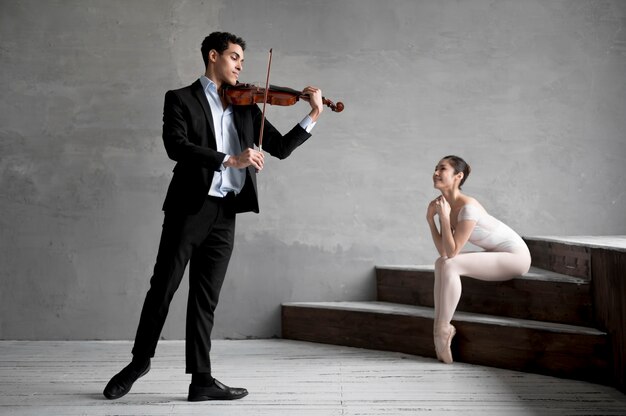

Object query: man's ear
[208,49,219,63]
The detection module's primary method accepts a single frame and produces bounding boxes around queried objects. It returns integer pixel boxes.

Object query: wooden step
[524,237,591,279]
[281,301,610,384]
[376,266,594,327]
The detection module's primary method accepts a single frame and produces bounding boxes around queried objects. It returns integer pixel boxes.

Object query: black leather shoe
[188,379,248,401]
[103,360,150,400]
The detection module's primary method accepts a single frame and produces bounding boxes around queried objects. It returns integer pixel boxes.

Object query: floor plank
[1,339,625,415]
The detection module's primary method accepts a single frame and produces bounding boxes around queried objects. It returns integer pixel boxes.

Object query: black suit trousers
[131,194,236,374]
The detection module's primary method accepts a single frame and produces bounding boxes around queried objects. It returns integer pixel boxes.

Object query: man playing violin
[103,31,324,402]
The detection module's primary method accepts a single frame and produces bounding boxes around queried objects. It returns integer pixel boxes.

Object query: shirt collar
[200,75,234,114]
[200,75,218,93]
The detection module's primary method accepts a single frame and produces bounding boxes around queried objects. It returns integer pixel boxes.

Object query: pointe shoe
[434,325,456,364]
[433,330,443,361]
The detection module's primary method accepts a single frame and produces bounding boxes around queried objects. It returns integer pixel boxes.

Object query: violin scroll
[323,98,344,113]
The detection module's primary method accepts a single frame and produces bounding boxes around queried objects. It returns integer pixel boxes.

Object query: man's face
[212,42,244,86]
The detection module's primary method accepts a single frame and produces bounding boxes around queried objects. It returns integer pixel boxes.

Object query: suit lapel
[233,106,250,151]
[191,79,216,148]
[232,105,259,212]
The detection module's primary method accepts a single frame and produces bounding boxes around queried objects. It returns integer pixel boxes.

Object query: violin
[223,83,344,113]
[230,48,343,150]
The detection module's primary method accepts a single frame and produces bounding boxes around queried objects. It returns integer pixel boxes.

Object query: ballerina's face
[433,159,463,190]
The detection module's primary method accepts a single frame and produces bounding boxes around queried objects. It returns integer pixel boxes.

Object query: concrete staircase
[282,236,626,391]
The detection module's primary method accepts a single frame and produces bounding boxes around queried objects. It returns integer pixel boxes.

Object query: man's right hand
[224,148,264,171]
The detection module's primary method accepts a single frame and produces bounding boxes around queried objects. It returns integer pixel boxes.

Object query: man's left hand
[301,86,323,121]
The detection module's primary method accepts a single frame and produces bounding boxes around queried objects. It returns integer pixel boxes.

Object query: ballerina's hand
[435,196,451,218]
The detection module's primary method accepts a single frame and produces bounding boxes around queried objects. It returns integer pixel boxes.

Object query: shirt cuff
[299,115,317,133]
[221,154,230,171]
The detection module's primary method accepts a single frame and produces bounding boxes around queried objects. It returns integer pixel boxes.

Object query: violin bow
[258,48,273,152]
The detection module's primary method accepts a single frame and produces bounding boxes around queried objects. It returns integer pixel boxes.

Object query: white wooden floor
[1,339,625,415]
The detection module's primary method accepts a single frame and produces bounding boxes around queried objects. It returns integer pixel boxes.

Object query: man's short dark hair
[201,32,246,68]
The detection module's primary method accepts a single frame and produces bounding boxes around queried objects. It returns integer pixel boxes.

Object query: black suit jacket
[161,80,312,214]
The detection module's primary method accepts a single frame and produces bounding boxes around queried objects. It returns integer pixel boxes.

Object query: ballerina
[426,155,531,363]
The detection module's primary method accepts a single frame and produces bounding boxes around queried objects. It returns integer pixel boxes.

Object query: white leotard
[457,204,527,253]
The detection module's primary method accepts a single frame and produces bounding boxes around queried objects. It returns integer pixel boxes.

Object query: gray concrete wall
[1,0,625,341]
